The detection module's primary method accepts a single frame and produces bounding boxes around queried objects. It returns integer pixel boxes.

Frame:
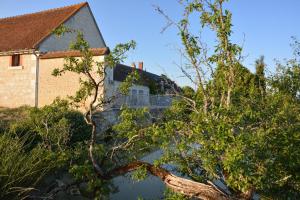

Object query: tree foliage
[145,0,300,199]
[50,1,300,199]
[105,0,300,199]
[51,25,141,199]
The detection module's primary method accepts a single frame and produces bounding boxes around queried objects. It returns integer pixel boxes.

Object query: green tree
[145,0,299,199]
[51,26,140,198]
[108,1,299,199]
[254,56,266,97]
[53,1,300,199]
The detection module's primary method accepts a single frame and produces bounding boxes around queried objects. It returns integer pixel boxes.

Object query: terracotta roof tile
[0,2,87,52]
[40,48,110,59]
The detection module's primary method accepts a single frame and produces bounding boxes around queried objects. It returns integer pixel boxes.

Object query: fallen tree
[53,0,300,199]
[105,161,231,200]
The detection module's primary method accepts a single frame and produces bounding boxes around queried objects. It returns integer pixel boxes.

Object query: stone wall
[38,55,106,109]
[0,54,36,107]
[0,53,156,110]
[0,54,109,109]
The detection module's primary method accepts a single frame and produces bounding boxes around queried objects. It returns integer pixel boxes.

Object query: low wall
[111,95,173,109]
[94,107,166,133]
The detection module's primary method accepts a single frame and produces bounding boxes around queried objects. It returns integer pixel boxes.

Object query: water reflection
[110,150,165,200]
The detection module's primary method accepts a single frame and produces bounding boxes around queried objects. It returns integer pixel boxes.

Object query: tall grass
[0,133,61,199]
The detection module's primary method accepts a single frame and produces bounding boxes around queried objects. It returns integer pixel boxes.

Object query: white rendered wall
[38,5,106,52]
[106,80,150,108]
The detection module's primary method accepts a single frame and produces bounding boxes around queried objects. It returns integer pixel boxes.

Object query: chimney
[131,62,136,68]
[138,62,143,71]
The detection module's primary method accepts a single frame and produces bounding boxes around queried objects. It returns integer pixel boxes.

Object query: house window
[11,55,20,66]
[138,90,144,105]
[131,89,138,106]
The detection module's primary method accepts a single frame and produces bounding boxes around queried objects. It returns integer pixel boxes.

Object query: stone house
[0,2,165,109]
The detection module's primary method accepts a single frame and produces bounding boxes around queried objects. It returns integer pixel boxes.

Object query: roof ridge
[0,2,87,21]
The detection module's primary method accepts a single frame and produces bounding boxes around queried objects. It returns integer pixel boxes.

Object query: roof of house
[0,2,87,52]
[113,64,182,94]
[113,64,161,86]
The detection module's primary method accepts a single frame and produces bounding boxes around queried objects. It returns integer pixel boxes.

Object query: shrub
[0,99,91,199]
[8,99,91,150]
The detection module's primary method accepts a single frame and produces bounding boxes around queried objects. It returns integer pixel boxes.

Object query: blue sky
[1,0,299,86]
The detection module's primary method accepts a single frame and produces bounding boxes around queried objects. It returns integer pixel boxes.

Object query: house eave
[39,47,110,59]
[0,49,39,56]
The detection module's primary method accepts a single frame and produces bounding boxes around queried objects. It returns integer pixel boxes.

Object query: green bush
[8,99,91,150]
[0,99,91,199]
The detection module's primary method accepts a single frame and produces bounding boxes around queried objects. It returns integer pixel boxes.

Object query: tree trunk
[105,161,231,200]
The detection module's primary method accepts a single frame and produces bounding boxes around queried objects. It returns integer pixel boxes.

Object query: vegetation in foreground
[0,0,299,199]
[0,100,91,199]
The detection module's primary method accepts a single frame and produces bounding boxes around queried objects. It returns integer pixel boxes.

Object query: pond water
[110,149,234,200]
[110,150,166,200]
